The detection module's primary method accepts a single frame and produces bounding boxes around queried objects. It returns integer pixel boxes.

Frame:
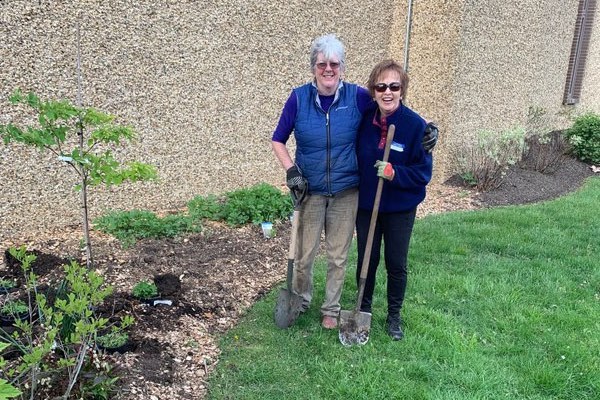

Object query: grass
[207,177,600,400]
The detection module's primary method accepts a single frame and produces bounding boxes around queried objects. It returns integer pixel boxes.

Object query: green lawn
[207,177,600,400]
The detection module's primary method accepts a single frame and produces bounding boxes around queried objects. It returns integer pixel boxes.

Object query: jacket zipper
[326,112,331,195]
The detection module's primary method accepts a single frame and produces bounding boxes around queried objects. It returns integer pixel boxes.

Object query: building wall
[389,0,467,178]
[442,0,589,176]
[0,0,393,240]
[1,0,599,241]
[579,1,600,110]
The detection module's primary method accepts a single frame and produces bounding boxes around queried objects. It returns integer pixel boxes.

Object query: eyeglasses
[316,61,341,70]
[374,82,401,93]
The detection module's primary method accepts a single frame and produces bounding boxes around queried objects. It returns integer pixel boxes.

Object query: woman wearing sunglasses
[355,59,433,340]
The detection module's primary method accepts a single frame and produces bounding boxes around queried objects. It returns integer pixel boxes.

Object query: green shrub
[521,106,570,173]
[94,209,200,247]
[187,194,223,221]
[564,112,600,164]
[0,279,16,290]
[96,183,293,244]
[132,281,158,300]
[96,331,128,349]
[220,183,293,226]
[453,126,527,191]
[0,247,132,399]
[0,300,28,315]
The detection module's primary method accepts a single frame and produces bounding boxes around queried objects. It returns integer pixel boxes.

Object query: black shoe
[386,315,404,341]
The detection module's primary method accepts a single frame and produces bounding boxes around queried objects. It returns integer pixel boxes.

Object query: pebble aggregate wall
[406,0,599,178]
[579,1,600,110]
[2,0,599,241]
[377,0,599,179]
[1,0,393,240]
[388,0,466,177]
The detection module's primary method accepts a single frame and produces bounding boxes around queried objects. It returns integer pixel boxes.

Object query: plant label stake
[339,124,395,346]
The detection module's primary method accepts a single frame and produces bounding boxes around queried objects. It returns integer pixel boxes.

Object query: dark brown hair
[366,59,409,99]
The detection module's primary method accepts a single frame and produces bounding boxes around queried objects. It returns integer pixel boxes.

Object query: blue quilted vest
[293,82,361,195]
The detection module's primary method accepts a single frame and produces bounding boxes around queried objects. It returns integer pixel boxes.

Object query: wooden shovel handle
[356,124,396,309]
[286,208,300,291]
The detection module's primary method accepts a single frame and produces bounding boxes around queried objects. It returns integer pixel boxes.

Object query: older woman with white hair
[271,34,372,329]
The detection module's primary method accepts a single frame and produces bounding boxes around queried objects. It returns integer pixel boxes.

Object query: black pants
[355,207,417,315]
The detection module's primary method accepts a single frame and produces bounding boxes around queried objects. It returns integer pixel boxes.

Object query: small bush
[0,299,28,315]
[187,194,223,221]
[520,131,569,173]
[0,278,16,289]
[520,106,569,173]
[132,281,158,300]
[96,183,293,244]
[96,331,128,349]
[188,183,293,226]
[94,209,200,247]
[0,247,130,399]
[564,112,600,164]
[220,183,293,226]
[453,127,527,191]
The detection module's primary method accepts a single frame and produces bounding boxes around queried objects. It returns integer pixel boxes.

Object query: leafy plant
[0,300,28,316]
[94,209,200,247]
[219,183,293,226]
[96,331,128,349]
[0,279,16,290]
[132,281,158,300]
[0,246,133,399]
[96,183,293,245]
[79,370,119,400]
[564,112,600,164]
[0,343,21,399]
[0,90,157,267]
[187,194,223,221]
[459,171,477,187]
[453,126,527,191]
[520,106,569,173]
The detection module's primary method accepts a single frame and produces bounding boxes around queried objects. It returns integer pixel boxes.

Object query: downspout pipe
[403,0,414,73]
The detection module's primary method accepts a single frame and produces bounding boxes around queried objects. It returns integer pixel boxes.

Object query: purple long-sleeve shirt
[272,84,373,143]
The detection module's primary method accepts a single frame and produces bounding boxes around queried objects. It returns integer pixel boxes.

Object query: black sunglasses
[374,82,401,93]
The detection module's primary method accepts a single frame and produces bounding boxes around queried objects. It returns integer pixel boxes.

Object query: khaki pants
[293,188,358,317]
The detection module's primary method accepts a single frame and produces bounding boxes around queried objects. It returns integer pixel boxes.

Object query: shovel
[273,186,306,329]
[339,124,396,346]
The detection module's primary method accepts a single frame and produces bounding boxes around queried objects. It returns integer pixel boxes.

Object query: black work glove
[286,165,307,192]
[423,122,439,153]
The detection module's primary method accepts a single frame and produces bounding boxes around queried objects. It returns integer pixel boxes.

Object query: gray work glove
[286,165,307,192]
[423,122,439,153]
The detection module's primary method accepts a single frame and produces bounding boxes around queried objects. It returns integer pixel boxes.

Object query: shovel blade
[273,288,303,329]
[338,309,372,346]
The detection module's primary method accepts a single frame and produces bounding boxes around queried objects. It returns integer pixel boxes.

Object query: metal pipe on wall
[403,0,414,72]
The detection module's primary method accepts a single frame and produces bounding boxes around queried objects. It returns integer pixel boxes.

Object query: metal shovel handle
[355,124,396,310]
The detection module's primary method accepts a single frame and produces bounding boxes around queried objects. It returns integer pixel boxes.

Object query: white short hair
[310,34,346,72]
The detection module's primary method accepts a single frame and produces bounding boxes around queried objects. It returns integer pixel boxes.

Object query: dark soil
[476,156,594,207]
[0,152,596,399]
[445,150,595,207]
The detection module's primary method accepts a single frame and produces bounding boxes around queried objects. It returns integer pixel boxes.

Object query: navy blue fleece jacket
[357,103,433,213]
